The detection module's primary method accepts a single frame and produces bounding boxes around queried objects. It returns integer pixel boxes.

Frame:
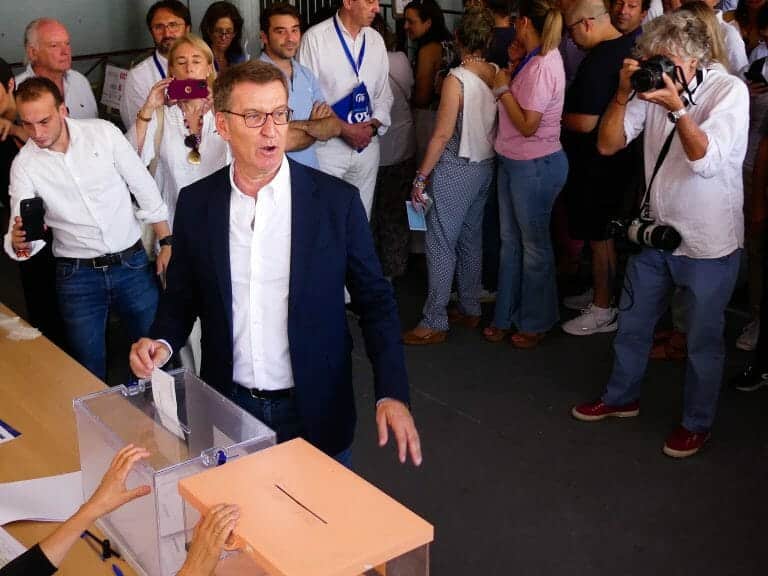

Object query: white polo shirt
[15,65,98,120]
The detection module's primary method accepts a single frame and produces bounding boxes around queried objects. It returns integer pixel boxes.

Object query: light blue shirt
[260,52,325,169]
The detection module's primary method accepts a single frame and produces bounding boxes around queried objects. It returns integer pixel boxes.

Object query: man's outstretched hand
[376,399,422,466]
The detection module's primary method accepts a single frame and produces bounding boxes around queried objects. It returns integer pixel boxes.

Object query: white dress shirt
[229,158,294,391]
[15,65,98,120]
[298,13,393,135]
[716,11,749,75]
[4,118,168,261]
[120,52,167,129]
[127,106,230,229]
[623,64,748,259]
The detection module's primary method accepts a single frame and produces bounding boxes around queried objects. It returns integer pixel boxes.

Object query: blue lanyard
[511,46,540,81]
[333,15,366,78]
[153,52,167,79]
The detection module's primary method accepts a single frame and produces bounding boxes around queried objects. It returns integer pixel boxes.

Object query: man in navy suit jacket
[129,61,421,466]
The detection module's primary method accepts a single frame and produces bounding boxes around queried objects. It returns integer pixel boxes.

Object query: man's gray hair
[634,12,712,67]
[24,18,45,49]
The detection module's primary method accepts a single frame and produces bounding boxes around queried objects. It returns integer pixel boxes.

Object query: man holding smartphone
[5,78,172,382]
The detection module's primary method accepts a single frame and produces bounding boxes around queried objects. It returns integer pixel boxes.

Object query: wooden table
[0,303,137,576]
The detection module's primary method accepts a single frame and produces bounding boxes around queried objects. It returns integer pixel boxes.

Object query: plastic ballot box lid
[178,438,434,576]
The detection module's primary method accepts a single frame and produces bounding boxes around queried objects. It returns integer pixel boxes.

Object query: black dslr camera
[606,218,682,251]
[631,55,677,92]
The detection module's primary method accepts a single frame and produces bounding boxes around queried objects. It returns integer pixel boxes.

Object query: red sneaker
[571,400,640,422]
[663,426,710,458]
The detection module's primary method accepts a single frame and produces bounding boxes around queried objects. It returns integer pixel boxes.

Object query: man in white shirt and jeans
[119,0,191,129]
[571,13,748,458]
[15,18,98,120]
[6,78,172,382]
[298,0,393,219]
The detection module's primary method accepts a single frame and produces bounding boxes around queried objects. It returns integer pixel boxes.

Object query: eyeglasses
[213,28,235,37]
[565,13,605,33]
[221,107,293,127]
[151,21,185,33]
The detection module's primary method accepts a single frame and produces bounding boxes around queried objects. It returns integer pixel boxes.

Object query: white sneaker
[562,304,618,336]
[563,288,594,311]
[736,318,760,351]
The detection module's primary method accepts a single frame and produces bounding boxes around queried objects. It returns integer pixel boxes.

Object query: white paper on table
[0,472,83,526]
[0,526,26,568]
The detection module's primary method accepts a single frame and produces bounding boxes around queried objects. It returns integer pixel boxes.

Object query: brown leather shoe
[663,426,710,458]
[402,326,448,345]
[447,307,481,328]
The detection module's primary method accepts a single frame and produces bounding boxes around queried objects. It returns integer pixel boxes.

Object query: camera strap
[638,126,677,219]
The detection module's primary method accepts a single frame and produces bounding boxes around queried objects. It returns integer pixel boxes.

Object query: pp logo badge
[348,110,372,123]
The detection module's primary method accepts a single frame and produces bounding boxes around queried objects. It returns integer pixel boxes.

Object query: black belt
[235,382,294,400]
[57,239,143,269]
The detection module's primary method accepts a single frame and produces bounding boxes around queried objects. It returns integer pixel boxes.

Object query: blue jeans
[55,248,159,381]
[603,248,741,432]
[493,151,568,332]
[230,387,353,469]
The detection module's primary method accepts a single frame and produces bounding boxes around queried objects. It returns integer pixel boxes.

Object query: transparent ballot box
[73,369,276,576]
[179,438,434,576]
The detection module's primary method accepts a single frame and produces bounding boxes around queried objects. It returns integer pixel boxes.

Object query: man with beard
[120,1,191,129]
[259,3,341,169]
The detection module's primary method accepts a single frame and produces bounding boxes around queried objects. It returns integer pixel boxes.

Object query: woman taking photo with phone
[128,34,228,374]
[128,34,228,230]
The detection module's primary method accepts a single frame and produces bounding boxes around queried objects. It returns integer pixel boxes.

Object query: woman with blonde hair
[129,34,228,230]
[403,8,498,345]
[679,2,729,67]
[128,34,229,374]
[483,0,568,348]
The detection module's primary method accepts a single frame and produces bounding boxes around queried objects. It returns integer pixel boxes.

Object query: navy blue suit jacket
[150,160,409,455]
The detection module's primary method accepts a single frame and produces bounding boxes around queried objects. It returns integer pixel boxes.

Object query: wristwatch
[668,107,687,124]
[158,235,173,247]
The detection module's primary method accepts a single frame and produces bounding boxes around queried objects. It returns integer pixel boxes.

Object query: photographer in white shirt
[571,12,748,459]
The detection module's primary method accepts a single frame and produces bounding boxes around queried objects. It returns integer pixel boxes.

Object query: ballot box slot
[274,484,328,525]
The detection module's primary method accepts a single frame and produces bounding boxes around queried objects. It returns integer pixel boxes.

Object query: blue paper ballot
[406,201,427,232]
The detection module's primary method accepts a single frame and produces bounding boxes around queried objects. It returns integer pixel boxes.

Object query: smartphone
[20,197,45,242]
[167,79,209,101]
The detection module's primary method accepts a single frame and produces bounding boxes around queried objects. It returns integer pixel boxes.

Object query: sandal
[482,326,510,343]
[402,326,448,345]
[510,332,545,349]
